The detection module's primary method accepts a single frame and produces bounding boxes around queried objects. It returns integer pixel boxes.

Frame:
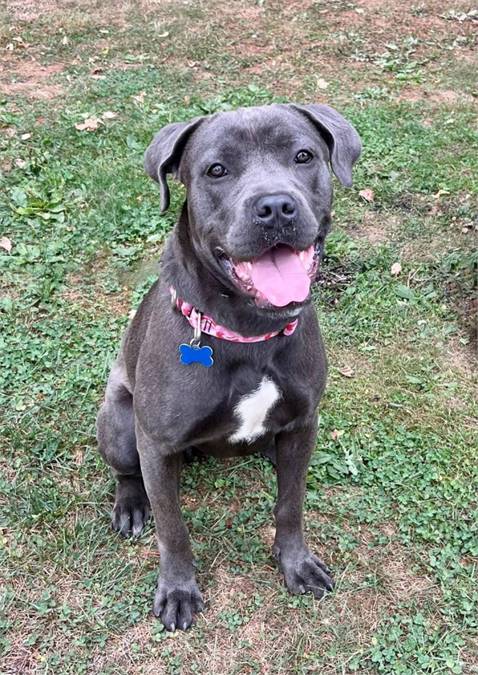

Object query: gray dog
[97,103,361,631]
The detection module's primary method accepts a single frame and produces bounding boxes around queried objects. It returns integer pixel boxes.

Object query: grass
[1,0,477,673]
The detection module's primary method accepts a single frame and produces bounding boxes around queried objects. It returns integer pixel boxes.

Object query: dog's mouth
[217,242,320,308]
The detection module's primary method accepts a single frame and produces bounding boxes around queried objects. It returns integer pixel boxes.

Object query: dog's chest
[229,376,281,444]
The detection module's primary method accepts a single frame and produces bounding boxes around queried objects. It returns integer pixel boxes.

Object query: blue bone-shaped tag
[179,343,214,368]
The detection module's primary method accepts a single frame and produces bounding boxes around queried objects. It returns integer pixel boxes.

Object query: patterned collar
[170,288,298,343]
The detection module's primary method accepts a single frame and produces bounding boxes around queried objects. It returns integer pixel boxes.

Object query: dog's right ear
[144,117,203,213]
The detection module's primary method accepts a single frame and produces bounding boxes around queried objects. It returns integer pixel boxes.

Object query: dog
[97,102,361,631]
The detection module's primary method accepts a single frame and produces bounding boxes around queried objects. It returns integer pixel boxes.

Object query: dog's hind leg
[261,443,277,467]
[97,359,150,537]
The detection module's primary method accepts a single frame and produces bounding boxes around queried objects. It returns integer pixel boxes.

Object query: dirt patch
[444,335,478,415]
[61,280,131,316]
[7,0,57,22]
[7,0,130,28]
[4,0,478,103]
[398,87,476,105]
[1,80,63,100]
[349,210,400,245]
[327,347,375,383]
[61,253,134,316]
[357,0,475,42]
[0,60,64,100]
[443,336,478,378]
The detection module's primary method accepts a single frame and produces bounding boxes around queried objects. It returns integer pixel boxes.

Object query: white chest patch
[229,376,281,445]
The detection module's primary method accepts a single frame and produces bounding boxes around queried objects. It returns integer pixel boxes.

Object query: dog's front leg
[273,420,334,598]
[138,431,204,631]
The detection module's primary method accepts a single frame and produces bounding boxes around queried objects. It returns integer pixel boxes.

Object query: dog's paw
[112,499,150,538]
[153,579,204,631]
[111,478,150,538]
[276,547,334,599]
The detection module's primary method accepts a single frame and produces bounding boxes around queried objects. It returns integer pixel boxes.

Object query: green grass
[1,1,477,673]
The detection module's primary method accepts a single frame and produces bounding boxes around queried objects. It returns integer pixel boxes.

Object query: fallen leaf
[338,365,355,378]
[14,158,27,168]
[359,188,374,203]
[317,78,329,90]
[102,111,118,120]
[20,133,31,140]
[75,117,102,132]
[390,262,402,276]
[331,429,345,441]
[0,236,12,253]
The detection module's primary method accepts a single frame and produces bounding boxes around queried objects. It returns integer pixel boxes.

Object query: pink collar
[171,288,298,343]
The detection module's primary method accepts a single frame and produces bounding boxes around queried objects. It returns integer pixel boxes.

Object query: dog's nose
[253,194,297,229]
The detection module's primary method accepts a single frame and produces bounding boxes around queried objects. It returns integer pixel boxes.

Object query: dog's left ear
[290,104,361,187]
[144,117,204,212]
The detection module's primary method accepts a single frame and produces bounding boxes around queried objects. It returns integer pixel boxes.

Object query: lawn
[0,1,477,673]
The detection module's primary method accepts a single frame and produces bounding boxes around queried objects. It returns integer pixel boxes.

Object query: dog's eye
[295,150,313,164]
[207,163,228,178]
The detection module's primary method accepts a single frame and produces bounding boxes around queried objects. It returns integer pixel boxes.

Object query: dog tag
[179,344,214,368]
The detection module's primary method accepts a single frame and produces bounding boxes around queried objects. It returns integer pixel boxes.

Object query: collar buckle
[190,310,202,347]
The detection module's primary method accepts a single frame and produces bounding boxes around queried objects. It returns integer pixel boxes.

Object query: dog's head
[145,103,361,312]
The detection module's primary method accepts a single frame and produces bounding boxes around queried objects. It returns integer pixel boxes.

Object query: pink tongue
[250,246,311,307]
